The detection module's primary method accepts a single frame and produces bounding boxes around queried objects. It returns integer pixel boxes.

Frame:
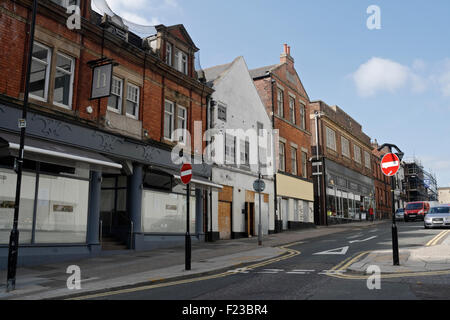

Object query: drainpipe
[206,94,213,241]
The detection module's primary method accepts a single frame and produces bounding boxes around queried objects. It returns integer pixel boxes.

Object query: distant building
[309,101,375,224]
[438,187,450,204]
[404,160,438,202]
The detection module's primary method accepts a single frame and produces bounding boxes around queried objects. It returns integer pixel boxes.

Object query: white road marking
[318,270,347,275]
[347,234,363,239]
[349,236,377,244]
[313,246,349,255]
[228,268,249,274]
[369,229,379,233]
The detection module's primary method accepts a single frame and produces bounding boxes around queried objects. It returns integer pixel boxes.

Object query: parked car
[424,205,450,229]
[395,208,405,221]
[404,201,430,222]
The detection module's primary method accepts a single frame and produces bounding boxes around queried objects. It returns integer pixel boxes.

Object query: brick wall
[0,0,211,154]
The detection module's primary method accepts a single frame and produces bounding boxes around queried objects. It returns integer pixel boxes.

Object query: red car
[404,201,430,222]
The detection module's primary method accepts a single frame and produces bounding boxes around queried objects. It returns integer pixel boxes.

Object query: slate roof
[248,64,280,79]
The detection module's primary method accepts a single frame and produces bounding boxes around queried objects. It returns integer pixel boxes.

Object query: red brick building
[0,0,215,267]
[250,44,314,231]
[372,141,393,219]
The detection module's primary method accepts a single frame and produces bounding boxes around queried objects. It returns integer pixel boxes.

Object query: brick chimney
[280,43,294,67]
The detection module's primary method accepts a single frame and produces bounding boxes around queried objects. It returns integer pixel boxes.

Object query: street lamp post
[6,0,38,292]
[378,143,404,266]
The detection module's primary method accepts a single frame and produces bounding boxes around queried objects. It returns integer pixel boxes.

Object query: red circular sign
[381,153,400,177]
[181,163,193,185]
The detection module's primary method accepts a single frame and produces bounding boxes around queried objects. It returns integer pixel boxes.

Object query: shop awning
[0,131,122,170]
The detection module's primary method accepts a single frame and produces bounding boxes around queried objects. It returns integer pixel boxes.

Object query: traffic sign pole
[181,163,193,271]
[378,147,403,266]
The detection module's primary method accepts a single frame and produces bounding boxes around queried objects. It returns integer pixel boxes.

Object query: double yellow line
[426,230,450,247]
[66,242,301,300]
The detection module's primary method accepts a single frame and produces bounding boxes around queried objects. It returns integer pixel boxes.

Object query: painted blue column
[87,171,101,247]
[129,164,143,249]
[195,188,203,239]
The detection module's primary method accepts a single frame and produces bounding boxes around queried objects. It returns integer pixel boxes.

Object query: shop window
[0,169,36,244]
[34,174,89,243]
[141,189,196,233]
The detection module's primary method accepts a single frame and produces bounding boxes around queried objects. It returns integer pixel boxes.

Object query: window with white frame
[225,134,236,165]
[177,106,187,143]
[279,142,286,172]
[302,151,308,178]
[300,103,306,130]
[29,42,51,101]
[291,146,298,176]
[277,89,284,117]
[107,77,123,113]
[240,139,250,166]
[289,96,296,124]
[166,42,173,66]
[341,136,350,158]
[326,126,336,151]
[53,52,74,109]
[174,48,188,75]
[125,83,140,118]
[164,100,175,140]
[354,144,362,164]
[364,151,371,169]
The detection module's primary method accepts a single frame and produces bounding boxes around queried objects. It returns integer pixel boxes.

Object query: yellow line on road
[67,244,301,300]
[426,230,450,247]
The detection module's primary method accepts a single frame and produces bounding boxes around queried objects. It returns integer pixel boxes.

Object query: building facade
[0,0,216,268]
[438,187,450,204]
[371,142,393,219]
[203,57,275,239]
[250,45,314,231]
[309,101,375,225]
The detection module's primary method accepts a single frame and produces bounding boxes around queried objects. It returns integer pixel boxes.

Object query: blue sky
[96,0,450,188]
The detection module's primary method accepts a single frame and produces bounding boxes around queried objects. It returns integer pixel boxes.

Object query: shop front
[325,159,375,224]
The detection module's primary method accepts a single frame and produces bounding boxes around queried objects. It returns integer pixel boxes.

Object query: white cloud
[352,57,412,97]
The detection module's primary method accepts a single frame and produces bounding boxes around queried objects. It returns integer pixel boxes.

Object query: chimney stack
[280,43,294,66]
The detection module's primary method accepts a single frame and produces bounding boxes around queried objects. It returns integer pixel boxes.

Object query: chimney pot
[283,44,288,54]
[287,46,291,55]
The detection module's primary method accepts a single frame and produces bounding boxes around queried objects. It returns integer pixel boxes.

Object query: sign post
[379,148,404,266]
[181,163,193,271]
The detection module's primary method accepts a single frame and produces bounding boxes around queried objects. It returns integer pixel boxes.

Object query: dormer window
[166,42,173,66]
[174,48,188,75]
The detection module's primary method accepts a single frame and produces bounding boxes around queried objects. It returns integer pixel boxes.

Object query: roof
[249,64,280,79]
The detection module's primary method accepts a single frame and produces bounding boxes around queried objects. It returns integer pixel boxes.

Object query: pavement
[348,229,450,274]
[0,220,387,300]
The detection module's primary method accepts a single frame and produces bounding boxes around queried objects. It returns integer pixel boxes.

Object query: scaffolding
[403,158,438,202]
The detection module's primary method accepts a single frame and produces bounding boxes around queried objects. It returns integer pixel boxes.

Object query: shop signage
[91,63,113,99]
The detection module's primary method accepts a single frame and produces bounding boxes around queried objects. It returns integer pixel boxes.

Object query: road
[72,221,450,300]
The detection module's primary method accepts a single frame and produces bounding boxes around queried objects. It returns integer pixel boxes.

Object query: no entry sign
[181,163,193,185]
[381,153,400,177]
